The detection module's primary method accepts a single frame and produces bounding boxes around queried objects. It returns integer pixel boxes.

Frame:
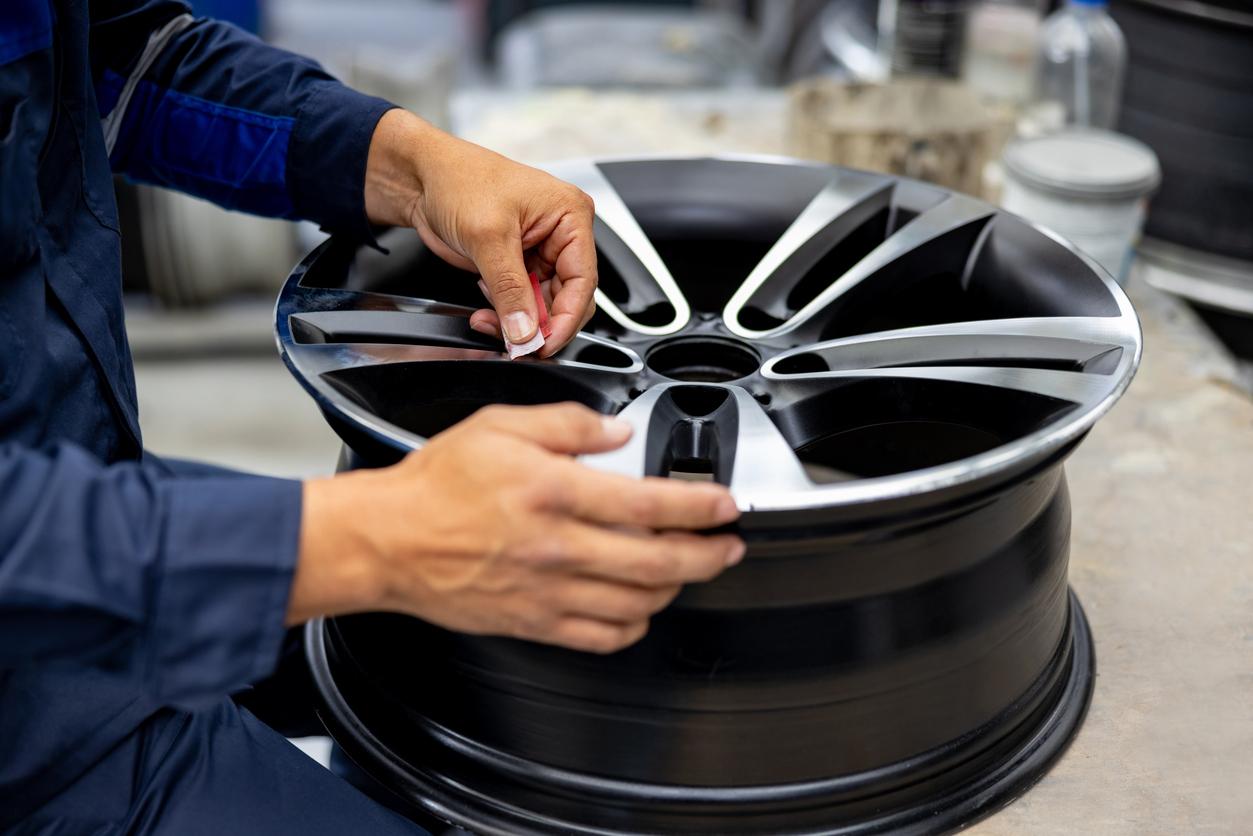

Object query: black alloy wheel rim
[276,156,1140,835]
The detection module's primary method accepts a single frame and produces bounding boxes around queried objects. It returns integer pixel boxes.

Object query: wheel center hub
[645,335,760,382]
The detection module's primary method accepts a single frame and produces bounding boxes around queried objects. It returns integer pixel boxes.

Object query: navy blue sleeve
[0,443,302,710]
[89,0,396,240]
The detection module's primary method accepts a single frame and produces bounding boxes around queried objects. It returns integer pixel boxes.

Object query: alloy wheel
[277,156,1140,835]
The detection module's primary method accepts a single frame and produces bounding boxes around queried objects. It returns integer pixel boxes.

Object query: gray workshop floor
[131,273,1252,834]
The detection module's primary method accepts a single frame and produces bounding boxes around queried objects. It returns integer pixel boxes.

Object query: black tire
[1112,0,1253,260]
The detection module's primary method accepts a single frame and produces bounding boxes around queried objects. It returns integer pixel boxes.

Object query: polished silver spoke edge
[722,173,894,336]
[764,314,1135,385]
[548,160,691,336]
[279,278,644,378]
[771,365,1110,404]
[762,315,1138,412]
[284,331,642,376]
[724,388,813,494]
[726,192,996,340]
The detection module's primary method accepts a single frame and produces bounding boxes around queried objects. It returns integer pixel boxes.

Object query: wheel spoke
[580,384,811,495]
[578,385,669,479]
[750,194,996,339]
[555,333,646,375]
[288,309,494,349]
[763,316,1134,375]
[284,284,476,317]
[284,341,502,376]
[723,173,893,335]
[768,363,1109,404]
[552,161,691,335]
[761,314,1135,405]
[284,330,642,378]
[723,387,813,496]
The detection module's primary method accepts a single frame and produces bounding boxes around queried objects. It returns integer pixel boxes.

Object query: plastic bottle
[1035,0,1127,129]
[962,0,1042,104]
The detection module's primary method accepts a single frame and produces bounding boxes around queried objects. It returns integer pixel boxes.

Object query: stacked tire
[1112,0,1253,359]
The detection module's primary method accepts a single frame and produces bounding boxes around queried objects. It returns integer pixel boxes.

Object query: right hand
[291,403,744,654]
[363,110,598,355]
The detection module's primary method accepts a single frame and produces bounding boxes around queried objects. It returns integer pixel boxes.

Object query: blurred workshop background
[124,6,1250,831]
[127,0,1253,479]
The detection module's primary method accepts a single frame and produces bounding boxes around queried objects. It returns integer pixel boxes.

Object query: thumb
[475,231,539,344]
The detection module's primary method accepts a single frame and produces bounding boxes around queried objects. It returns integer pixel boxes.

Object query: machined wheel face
[277,157,1139,835]
[278,156,1138,510]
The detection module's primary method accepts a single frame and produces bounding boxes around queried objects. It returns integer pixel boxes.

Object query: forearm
[0,443,298,708]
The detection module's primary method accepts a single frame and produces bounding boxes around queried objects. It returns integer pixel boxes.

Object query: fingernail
[601,416,633,443]
[725,540,747,566]
[715,495,740,522]
[504,311,536,343]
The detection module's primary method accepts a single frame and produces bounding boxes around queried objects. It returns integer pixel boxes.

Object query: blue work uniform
[1,1,425,832]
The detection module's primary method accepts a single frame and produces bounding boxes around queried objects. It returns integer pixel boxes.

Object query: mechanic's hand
[292,404,744,654]
[364,109,596,357]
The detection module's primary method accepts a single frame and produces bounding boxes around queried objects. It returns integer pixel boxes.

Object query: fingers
[536,209,597,356]
[542,269,595,354]
[508,538,730,654]
[578,293,597,331]
[550,577,682,623]
[459,182,594,356]
[474,402,634,455]
[546,617,649,655]
[472,276,595,352]
[538,288,597,359]
[552,464,740,530]
[468,282,504,341]
[554,523,744,587]
[471,403,741,527]
[472,228,539,344]
[468,309,501,338]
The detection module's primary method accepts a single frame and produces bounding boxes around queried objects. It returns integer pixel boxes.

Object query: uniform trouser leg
[12,698,430,836]
[232,626,324,738]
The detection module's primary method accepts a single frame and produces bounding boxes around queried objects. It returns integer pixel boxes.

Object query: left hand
[363,109,597,357]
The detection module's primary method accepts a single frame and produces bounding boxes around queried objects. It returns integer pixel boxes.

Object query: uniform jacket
[0,0,393,824]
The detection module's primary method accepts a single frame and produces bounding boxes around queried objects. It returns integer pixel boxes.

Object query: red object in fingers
[532,272,553,339]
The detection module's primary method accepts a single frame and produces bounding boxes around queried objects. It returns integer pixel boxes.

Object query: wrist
[364,108,449,228]
[287,474,389,624]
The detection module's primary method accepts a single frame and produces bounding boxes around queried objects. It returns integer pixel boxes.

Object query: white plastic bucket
[1001,129,1160,282]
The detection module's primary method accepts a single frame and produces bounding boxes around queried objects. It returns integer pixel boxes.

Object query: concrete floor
[968,275,1253,835]
[131,273,1252,834]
